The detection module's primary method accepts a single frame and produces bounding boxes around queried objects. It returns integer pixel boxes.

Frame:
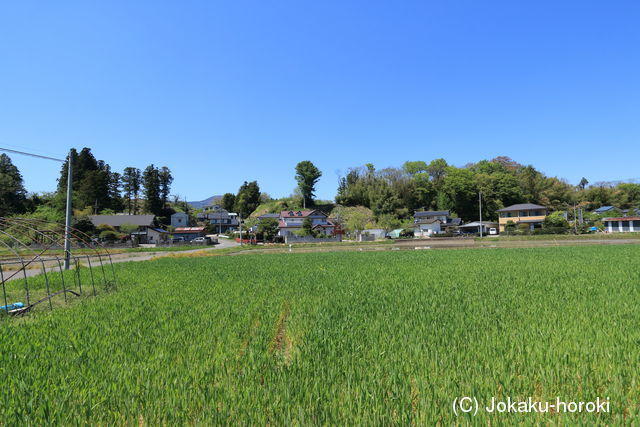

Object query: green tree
[578,177,589,190]
[143,165,162,216]
[426,158,448,184]
[234,181,261,218]
[221,193,236,212]
[257,218,279,241]
[0,154,27,216]
[295,160,322,208]
[159,166,173,208]
[376,213,401,234]
[402,160,428,175]
[301,217,315,236]
[122,167,142,214]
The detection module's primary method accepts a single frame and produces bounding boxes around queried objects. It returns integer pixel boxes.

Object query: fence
[0,217,117,317]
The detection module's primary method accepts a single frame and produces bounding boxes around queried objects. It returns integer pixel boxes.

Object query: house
[414,219,441,237]
[413,210,462,236]
[602,217,640,233]
[593,206,629,216]
[171,212,189,228]
[496,203,548,232]
[458,221,499,234]
[277,210,336,237]
[89,214,155,229]
[172,227,206,241]
[89,214,156,243]
[196,205,239,232]
[146,228,169,244]
[414,210,449,222]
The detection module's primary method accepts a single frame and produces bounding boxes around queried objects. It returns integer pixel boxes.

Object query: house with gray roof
[197,205,239,232]
[496,203,548,232]
[413,210,462,236]
[89,214,156,244]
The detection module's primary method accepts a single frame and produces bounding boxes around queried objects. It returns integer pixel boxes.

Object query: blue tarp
[1,302,24,311]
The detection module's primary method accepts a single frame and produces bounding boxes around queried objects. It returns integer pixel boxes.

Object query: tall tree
[295,160,322,208]
[0,154,27,216]
[234,181,261,218]
[426,158,449,184]
[159,166,173,208]
[221,193,236,212]
[143,165,162,216]
[122,167,142,214]
[578,177,589,190]
[57,148,121,213]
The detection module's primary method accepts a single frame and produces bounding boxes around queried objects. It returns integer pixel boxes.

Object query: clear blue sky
[1,1,639,202]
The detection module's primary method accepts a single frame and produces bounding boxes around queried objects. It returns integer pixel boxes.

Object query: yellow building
[496,203,548,232]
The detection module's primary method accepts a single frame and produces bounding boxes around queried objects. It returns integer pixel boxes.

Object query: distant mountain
[188,195,223,209]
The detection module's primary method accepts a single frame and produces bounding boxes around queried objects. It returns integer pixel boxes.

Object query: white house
[413,210,462,236]
[277,210,336,237]
[414,219,441,237]
[603,216,640,233]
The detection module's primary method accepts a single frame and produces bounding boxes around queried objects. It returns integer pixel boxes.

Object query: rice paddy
[1,245,638,424]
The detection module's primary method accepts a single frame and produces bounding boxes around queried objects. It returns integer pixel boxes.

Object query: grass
[1,245,639,424]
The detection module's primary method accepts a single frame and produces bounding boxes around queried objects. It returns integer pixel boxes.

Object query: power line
[0,147,65,163]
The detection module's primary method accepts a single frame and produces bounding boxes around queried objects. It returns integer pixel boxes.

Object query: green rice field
[1,245,639,424]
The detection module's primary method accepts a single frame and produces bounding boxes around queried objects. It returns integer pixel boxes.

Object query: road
[2,238,240,281]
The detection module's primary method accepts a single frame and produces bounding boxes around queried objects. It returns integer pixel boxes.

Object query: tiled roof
[594,206,615,213]
[414,210,449,217]
[496,203,547,212]
[89,214,155,227]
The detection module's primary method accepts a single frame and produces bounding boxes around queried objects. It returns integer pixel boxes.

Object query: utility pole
[479,191,483,239]
[0,147,73,268]
[64,150,73,270]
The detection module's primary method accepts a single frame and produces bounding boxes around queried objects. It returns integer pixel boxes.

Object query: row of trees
[2,150,639,234]
[55,148,174,219]
[336,157,640,223]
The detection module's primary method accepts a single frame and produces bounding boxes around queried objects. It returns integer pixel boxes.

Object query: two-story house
[196,205,239,232]
[277,210,336,237]
[413,210,462,236]
[496,203,548,232]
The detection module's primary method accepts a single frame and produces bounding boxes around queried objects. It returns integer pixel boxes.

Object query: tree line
[336,157,640,222]
[0,148,174,224]
[2,150,639,230]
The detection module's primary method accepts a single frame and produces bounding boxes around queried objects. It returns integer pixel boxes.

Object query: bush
[99,230,121,241]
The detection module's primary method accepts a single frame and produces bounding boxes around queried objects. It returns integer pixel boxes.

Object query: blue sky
[1,1,639,202]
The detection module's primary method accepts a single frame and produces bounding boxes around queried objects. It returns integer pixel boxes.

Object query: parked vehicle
[192,237,207,244]
[489,228,498,235]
